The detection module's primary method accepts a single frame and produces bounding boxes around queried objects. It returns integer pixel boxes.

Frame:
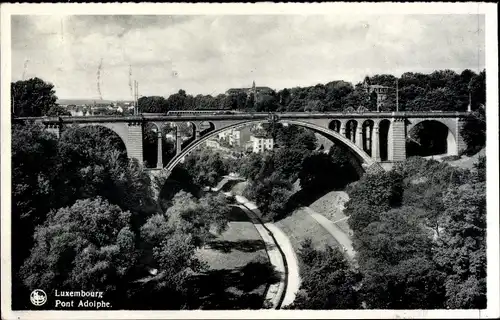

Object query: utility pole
[133,80,139,115]
[396,78,399,112]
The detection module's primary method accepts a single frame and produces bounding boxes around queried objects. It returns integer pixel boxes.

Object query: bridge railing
[12,110,470,123]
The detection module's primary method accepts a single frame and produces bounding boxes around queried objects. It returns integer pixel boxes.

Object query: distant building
[69,109,84,117]
[249,135,274,153]
[216,127,252,148]
[363,80,390,109]
[206,138,221,149]
[225,81,273,96]
[67,105,92,116]
[205,138,231,153]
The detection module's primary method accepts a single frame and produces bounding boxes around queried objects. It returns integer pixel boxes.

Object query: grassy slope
[308,191,352,236]
[448,148,485,169]
[193,206,272,309]
[274,208,340,266]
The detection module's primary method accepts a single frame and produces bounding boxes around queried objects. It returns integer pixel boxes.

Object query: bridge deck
[13,111,469,124]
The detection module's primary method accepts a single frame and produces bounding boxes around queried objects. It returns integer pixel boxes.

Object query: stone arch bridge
[15,111,468,174]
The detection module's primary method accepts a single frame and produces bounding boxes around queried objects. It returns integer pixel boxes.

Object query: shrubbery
[345,156,486,309]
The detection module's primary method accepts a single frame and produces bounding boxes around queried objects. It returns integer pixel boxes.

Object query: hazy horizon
[12,14,485,100]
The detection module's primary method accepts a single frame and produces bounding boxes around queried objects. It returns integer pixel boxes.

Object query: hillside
[308,191,352,236]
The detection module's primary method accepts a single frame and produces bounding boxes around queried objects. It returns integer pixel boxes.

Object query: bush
[441,155,461,161]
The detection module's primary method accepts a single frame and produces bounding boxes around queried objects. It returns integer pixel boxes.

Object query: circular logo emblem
[30,289,47,306]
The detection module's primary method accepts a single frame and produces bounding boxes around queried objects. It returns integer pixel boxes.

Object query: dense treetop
[344,156,486,309]
[133,69,485,113]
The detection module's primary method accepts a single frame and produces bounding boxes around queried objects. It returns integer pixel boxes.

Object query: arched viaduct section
[44,119,144,163]
[405,117,467,156]
[20,111,469,174]
[163,119,382,175]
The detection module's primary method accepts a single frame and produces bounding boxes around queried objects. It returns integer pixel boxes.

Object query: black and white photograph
[1,2,498,319]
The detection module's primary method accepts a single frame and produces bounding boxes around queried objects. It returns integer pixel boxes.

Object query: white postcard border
[1,2,498,319]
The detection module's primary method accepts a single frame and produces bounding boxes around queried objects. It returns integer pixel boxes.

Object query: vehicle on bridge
[163,109,243,116]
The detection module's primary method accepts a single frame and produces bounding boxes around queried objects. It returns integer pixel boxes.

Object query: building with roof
[225,81,273,96]
[363,80,391,110]
[248,135,274,153]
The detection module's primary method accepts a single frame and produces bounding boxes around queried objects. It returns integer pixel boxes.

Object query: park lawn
[309,191,353,236]
[274,208,340,266]
[193,206,272,309]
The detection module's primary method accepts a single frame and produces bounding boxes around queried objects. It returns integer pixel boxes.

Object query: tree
[299,153,337,191]
[12,77,58,117]
[356,208,446,309]
[244,173,293,221]
[46,105,71,116]
[341,85,371,111]
[460,107,486,155]
[403,181,445,236]
[181,147,230,187]
[344,170,403,234]
[324,80,353,111]
[271,124,317,151]
[290,239,360,309]
[138,96,168,113]
[163,191,230,246]
[360,255,446,309]
[238,152,264,179]
[11,122,60,309]
[20,197,138,307]
[137,211,204,309]
[328,144,362,184]
[135,190,232,308]
[469,70,486,109]
[434,182,486,308]
[255,93,279,112]
[55,126,157,223]
[166,89,189,110]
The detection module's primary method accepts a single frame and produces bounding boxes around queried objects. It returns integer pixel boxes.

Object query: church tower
[251,81,257,108]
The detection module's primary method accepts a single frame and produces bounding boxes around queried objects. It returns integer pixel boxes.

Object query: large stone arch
[64,122,130,154]
[406,118,460,156]
[61,121,143,163]
[164,119,381,174]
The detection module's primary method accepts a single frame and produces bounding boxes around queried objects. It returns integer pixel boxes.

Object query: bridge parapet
[12,111,469,124]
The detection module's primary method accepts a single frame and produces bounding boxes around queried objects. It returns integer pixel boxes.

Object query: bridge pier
[455,118,467,155]
[156,131,163,169]
[176,127,182,156]
[372,124,381,162]
[340,121,346,137]
[127,121,144,164]
[356,127,364,150]
[390,118,406,161]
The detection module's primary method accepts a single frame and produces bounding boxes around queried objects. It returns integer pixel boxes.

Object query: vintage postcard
[1,2,498,319]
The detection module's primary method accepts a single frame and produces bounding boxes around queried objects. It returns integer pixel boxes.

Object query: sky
[11,14,485,100]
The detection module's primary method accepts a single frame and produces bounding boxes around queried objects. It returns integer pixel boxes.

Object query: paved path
[235,204,286,309]
[228,193,300,309]
[302,206,356,261]
[212,175,244,192]
[264,223,300,307]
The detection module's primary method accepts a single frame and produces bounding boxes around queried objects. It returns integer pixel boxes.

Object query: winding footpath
[302,206,357,262]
